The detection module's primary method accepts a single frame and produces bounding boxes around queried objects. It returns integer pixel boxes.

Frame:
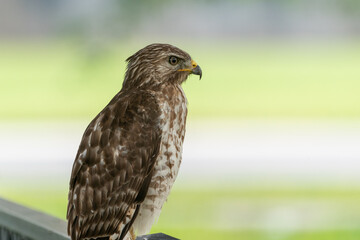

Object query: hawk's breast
[132,84,187,235]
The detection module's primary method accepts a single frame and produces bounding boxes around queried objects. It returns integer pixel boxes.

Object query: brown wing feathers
[67,91,161,240]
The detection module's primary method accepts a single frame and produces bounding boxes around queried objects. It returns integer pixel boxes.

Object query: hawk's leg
[130,227,136,240]
[110,227,135,240]
[123,227,136,240]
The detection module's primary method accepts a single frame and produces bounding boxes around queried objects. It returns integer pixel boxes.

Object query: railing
[0,197,177,240]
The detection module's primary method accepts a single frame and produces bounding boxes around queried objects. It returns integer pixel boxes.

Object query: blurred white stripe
[1,119,360,186]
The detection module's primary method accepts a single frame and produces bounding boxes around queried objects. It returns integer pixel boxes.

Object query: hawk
[67,43,202,240]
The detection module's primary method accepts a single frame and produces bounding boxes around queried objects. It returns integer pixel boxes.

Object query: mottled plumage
[67,43,202,240]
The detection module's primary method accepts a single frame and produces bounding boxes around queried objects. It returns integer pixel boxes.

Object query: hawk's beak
[178,59,202,80]
[191,60,202,80]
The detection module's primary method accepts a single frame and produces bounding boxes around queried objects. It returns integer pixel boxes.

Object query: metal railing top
[0,197,178,240]
[0,197,68,240]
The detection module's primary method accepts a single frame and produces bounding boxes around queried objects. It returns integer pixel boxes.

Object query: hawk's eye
[169,56,178,65]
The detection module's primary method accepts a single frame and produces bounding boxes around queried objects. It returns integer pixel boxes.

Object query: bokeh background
[1,0,360,239]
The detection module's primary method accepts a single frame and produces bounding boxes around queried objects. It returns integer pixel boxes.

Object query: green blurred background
[1,0,360,239]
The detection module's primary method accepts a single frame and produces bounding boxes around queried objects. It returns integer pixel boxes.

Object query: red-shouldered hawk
[67,43,202,240]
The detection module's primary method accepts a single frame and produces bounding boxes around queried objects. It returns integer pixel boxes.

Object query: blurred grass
[2,184,360,240]
[0,40,360,119]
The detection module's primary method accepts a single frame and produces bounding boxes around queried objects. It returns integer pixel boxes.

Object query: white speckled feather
[133,85,187,235]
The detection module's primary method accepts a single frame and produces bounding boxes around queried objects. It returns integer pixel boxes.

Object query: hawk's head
[123,43,202,89]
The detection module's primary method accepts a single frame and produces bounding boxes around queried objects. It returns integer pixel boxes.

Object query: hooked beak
[192,65,202,80]
[178,59,202,80]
